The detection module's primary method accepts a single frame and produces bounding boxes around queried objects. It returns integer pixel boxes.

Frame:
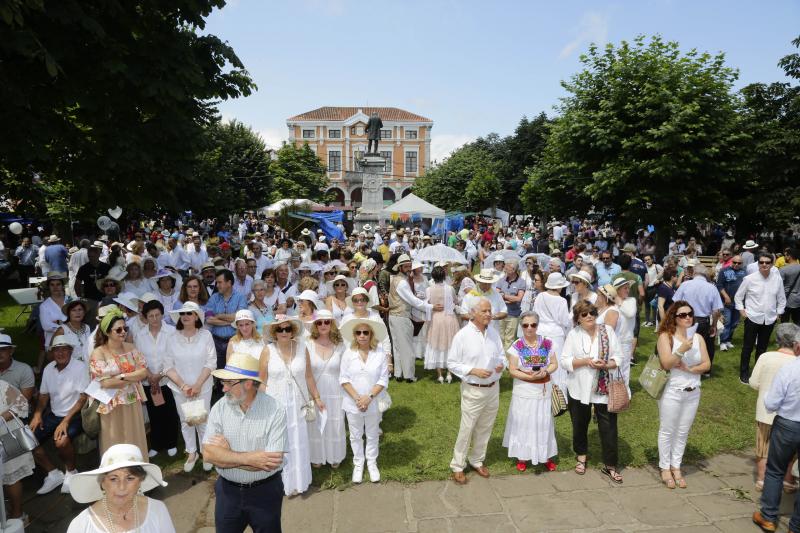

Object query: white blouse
[162,328,216,396]
[339,347,389,415]
[67,498,176,533]
[40,297,67,347]
[560,324,623,406]
[133,323,176,386]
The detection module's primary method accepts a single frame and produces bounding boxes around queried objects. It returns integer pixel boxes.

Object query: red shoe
[545,460,557,472]
[516,461,527,472]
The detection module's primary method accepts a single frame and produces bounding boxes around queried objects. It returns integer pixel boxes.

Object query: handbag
[285,342,317,423]
[550,383,568,417]
[81,398,101,439]
[179,399,208,427]
[377,391,392,413]
[638,353,669,399]
[607,370,630,413]
[0,412,39,460]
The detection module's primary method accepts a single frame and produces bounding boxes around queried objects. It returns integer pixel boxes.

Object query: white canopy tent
[481,207,509,226]
[380,193,445,220]
[258,199,319,217]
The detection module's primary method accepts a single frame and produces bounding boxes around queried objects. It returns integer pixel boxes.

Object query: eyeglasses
[580,311,598,318]
[758,260,773,265]
[676,311,694,319]
[354,330,371,336]
[333,283,347,288]
[274,325,293,334]
[179,312,195,316]
[521,323,538,329]
[221,379,243,388]
[316,319,331,326]
[352,297,368,304]
[112,326,129,334]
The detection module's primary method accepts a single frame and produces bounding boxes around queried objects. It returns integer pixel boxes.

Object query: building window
[405,130,418,139]
[328,151,342,172]
[405,151,418,173]
[350,126,364,136]
[302,129,315,139]
[380,129,392,139]
[328,129,341,138]
[380,151,392,173]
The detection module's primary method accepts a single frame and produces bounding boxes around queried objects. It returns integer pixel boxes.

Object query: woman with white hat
[123,260,149,298]
[151,269,181,320]
[532,271,572,396]
[595,284,620,330]
[569,271,597,312]
[307,310,347,468]
[66,443,174,532]
[163,301,216,472]
[325,274,352,325]
[342,287,393,358]
[297,289,322,325]
[339,318,390,483]
[611,278,637,386]
[226,309,265,363]
[259,315,323,496]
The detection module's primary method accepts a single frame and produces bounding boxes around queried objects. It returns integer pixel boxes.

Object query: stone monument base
[352,154,387,233]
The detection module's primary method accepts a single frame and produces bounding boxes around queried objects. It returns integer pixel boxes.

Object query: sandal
[670,468,687,489]
[574,458,587,476]
[661,469,676,489]
[601,466,623,484]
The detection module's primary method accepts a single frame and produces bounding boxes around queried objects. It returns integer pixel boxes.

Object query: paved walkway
[24,453,797,532]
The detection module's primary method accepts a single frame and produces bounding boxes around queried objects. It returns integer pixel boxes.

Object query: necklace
[102,494,139,533]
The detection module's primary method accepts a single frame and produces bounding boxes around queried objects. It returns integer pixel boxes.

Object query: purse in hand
[550,383,568,417]
[607,370,630,413]
[0,412,39,460]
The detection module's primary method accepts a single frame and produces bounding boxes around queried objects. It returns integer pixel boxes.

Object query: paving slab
[549,469,610,491]
[506,494,600,531]
[281,487,334,533]
[336,483,410,532]
[699,454,754,477]
[407,481,450,519]
[563,489,637,526]
[440,476,504,515]
[616,486,706,527]
[488,472,556,498]
[417,517,450,533]
[688,492,754,521]
[161,477,214,532]
[449,513,517,533]
[713,516,762,532]
[677,465,730,494]
[618,465,660,486]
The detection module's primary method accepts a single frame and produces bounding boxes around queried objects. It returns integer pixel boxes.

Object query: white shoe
[167,447,178,457]
[446,373,453,384]
[148,449,158,458]
[37,470,65,495]
[367,463,380,483]
[184,453,198,473]
[719,343,728,351]
[437,376,444,384]
[352,463,364,484]
[726,342,734,350]
[202,460,214,472]
[61,470,77,494]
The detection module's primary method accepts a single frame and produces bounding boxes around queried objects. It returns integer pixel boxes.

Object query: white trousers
[389,315,415,379]
[174,389,212,454]
[657,387,700,469]
[346,410,381,467]
[619,339,633,387]
[450,383,500,472]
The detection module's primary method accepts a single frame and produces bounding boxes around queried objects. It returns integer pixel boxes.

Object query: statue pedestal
[354,155,386,231]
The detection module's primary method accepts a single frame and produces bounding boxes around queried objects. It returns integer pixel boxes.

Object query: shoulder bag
[81,397,101,438]
[638,352,669,399]
[607,369,630,413]
[0,412,39,460]
[550,384,568,417]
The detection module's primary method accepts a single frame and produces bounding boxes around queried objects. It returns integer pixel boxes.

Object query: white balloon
[97,216,112,231]
[108,206,122,220]
[9,222,22,235]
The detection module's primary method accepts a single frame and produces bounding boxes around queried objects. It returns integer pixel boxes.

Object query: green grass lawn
[0,291,759,487]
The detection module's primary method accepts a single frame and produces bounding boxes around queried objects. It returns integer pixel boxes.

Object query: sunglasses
[333,283,347,288]
[179,311,195,316]
[352,297,368,304]
[274,325,293,334]
[112,326,129,334]
[571,280,582,285]
[758,260,772,265]
[580,311,598,318]
[676,311,694,319]
[103,282,117,288]
[316,319,332,326]
[354,330,371,336]
[521,323,538,329]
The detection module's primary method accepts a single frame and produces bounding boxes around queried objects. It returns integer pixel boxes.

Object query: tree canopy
[269,143,329,203]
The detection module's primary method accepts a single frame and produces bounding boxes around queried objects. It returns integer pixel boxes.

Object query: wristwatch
[368,393,375,399]
[119,373,126,381]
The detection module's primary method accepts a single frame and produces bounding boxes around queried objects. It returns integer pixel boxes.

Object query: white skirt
[502,380,558,463]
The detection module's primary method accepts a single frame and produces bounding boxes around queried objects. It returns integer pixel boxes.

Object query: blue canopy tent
[288,211,345,242]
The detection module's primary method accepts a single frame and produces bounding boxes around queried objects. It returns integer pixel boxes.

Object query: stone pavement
[23,453,797,532]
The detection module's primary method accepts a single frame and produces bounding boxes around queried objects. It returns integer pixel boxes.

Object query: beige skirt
[100,402,148,460]
[756,421,771,459]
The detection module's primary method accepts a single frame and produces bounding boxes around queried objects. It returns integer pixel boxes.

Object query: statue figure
[365,112,383,154]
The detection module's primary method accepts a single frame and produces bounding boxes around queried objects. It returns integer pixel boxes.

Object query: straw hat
[61,299,88,316]
[264,315,304,342]
[168,301,204,325]
[301,228,311,236]
[69,444,167,504]
[211,352,263,383]
[411,261,424,271]
[326,274,351,294]
[544,272,569,290]
[743,240,758,250]
[392,254,412,272]
[362,224,373,232]
[474,268,502,284]
[95,267,127,291]
[569,271,593,286]
[231,309,255,326]
[612,277,633,290]
[49,335,75,349]
[340,317,388,343]
[346,287,374,308]
[47,235,60,243]
[113,292,140,312]
[597,284,617,300]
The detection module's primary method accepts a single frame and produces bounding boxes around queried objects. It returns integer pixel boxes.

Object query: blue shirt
[206,290,248,338]
[764,357,800,423]
[596,262,621,286]
[44,244,69,273]
[715,266,746,300]
[673,277,723,318]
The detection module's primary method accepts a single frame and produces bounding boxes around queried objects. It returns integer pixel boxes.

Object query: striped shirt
[203,391,287,484]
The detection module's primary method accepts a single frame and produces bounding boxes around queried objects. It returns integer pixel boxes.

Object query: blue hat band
[223,365,259,378]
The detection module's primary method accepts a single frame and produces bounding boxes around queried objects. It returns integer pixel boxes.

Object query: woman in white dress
[568,271,598,311]
[307,310,347,468]
[533,272,572,396]
[225,309,265,363]
[325,274,351,325]
[410,262,428,359]
[259,315,324,496]
[54,300,92,364]
[339,318,390,484]
[152,270,181,320]
[123,260,149,298]
[611,278,637,386]
[503,311,559,472]
[595,284,620,330]
[0,381,34,521]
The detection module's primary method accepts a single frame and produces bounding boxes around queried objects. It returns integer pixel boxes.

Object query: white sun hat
[340,317,388,343]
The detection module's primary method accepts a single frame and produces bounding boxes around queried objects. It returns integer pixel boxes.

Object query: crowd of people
[0,214,798,532]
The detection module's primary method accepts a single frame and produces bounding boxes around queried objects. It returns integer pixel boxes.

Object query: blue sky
[205,0,799,161]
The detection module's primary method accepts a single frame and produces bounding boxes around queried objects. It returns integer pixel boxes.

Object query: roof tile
[288,106,432,122]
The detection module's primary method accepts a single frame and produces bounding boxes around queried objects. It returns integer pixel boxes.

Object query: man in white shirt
[232,259,254,297]
[735,253,787,384]
[459,269,508,331]
[166,237,191,274]
[249,242,273,278]
[447,298,506,485]
[186,232,208,274]
[29,336,89,494]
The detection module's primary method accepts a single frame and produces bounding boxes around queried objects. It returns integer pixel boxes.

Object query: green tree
[413,143,496,212]
[464,168,501,212]
[0,0,255,216]
[269,143,329,203]
[523,36,745,244]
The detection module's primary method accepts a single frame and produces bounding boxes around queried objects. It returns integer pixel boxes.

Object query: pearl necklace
[102,494,139,533]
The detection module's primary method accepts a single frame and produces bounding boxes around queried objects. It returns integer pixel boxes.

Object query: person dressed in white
[568,270,597,311]
[225,309,265,363]
[612,278,637,387]
[425,265,460,383]
[163,302,216,473]
[342,287,393,366]
[503,311,559,472]
[447,298,507,485]
[533,272,572,396]
[307,310,347,468]
[259,315,324,496]
[339,317,389,483]
[655,300,711,489]
[40,272,70,350]
[53,300,92,364]
[459,269,507,332]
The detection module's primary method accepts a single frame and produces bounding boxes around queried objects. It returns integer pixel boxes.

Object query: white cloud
[558,11,609,60]
[430,133,475,164]
[256,128,288,150]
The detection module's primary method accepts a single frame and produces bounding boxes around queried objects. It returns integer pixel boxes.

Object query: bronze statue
[365,112,383,154]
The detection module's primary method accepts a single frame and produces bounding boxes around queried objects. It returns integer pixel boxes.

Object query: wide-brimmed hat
[297,290,323,311]
[597,284,617,300]
[98,235,109,242]
[743,240,758,250]
[297,262,321,274]
[231,309,255,326]
[392,254,412,272]
[544,272,569,290]
[264,315,304,341]
[300,228,311,236]
[326,274,351,294]
[200,261,218,272]
[49,335,75,349]
[61,299,88,316]
[0,334,16,348]
[90,240,105,250]
[47,234,60,243]
[211,352,263,383]
[311,309,336,323]
[411,261,424,271]
[569,271,593,286]
[169,301,204,325]
[69,444,167,504]
[346,287,372,308]
[474,268,501,284]
[138,292,158,304]
[340,317,388,343]
[95,267,127,291]
[611,277,633,290]
[113,292,140,312]
[362,224,373,232]
[46,271,67,282]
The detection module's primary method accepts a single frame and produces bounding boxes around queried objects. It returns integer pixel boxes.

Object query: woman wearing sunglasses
[503,311,559,472]
[655,301,710,489]
[342,287,393,372]
[561,301,624,483]
[89,308,149,458]
[325,274,352,325]
[163,302,217,473]
[339,318,390,483]
[260,315,324,496]
[307,310,347,469]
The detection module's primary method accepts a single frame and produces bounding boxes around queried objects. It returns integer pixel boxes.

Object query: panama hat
[212,351,263,383]
[69,444,167,504]
[544,272,569,290]
[326,274,351,294]
[743,239,758,250]
[474,268,502,284]
[0,334,16,348]
[340,317,388,343]
[346,287,372,308]
[411,261,424,271]
[169,301,204,325]
[392,254,412,272]
[301,228,311,236]
[46,271,67,281]
[90,240,105,249]
[264,314,304,342]
[362,224,373,232]
[231,309,255,326]
[95,267,128,291]
[597,284,617,300]
[611,277,633,290]
[49,335,75,349]
[47,234,60,243]
[200,261,218,272]
[569,271,593,286]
